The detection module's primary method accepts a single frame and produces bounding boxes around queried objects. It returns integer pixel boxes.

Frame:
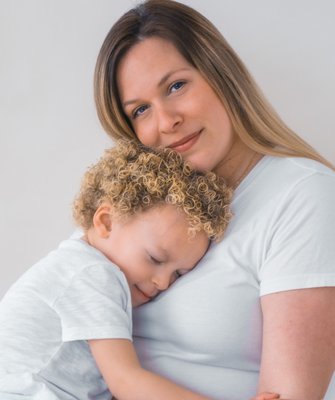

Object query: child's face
[104,205,209,307]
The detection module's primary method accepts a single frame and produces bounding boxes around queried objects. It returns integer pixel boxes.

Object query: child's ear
[92,203,113,238]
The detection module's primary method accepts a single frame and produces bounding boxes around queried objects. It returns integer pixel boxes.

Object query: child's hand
[250,392,279,400]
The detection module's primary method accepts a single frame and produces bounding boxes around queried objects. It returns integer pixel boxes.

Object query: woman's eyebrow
[122,68,191,108]
[157,67,190,88]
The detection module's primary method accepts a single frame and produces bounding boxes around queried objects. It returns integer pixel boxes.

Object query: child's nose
[152,271,174,291]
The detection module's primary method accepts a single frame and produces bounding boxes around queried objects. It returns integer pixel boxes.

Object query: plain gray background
[1,0,334,298]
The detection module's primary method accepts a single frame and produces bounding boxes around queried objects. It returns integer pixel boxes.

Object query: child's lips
[135,286,158,301]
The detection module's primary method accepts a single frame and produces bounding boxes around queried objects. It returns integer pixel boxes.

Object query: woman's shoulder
[253,155,335,190]
[254,155,335,213]
[237,155,335,212]
[264,155,334,177]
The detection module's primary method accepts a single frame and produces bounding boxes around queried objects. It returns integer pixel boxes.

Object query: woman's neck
[214,140,263,188]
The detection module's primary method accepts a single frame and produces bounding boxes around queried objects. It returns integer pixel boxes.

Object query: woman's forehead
[117,37,191,100]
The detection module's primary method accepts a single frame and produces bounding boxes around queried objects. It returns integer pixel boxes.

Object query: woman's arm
[259,287,335,399]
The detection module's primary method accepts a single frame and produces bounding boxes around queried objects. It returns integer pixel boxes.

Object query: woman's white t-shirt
[133,156,335,400]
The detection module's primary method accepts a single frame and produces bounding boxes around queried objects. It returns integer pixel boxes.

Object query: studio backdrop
[0,0,334,296]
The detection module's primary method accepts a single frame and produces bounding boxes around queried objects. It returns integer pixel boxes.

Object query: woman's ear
[92,202,113,238]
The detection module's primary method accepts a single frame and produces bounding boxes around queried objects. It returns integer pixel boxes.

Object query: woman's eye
[169,81,185,93]
[132,104,148,119]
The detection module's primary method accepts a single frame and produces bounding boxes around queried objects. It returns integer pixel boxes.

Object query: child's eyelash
[150,255,163,265]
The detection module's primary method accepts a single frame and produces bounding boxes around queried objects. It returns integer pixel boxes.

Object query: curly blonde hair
[73,140,232,241]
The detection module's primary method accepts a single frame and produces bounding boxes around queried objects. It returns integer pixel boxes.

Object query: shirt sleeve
[260,172,335,296]
[53,263,132,341]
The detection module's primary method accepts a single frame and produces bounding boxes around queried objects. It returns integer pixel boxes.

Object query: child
[0,140,277,400]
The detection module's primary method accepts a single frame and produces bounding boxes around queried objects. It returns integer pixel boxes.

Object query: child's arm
[250,393,280,400]
[89,338,280,400]
[89,338,209,400]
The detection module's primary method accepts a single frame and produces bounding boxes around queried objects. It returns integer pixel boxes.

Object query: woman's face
[117,37,236,174]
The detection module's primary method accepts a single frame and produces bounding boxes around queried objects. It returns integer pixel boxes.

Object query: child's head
[73,140,232,306]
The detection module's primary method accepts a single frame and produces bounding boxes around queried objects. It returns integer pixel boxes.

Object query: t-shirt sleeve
[53,263,132,342]
[260,172,335,296]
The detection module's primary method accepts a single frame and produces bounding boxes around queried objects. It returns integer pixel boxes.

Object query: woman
[94,0,335,399]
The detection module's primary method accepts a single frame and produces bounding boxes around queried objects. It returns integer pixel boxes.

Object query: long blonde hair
[94,0,334,169]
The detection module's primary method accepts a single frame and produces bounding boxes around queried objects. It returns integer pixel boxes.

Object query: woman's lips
[167,130,202,153]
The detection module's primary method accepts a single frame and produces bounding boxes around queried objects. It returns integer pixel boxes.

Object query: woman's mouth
[167,130,202,153]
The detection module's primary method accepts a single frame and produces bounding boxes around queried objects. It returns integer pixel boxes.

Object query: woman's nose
[156,105,183,135]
